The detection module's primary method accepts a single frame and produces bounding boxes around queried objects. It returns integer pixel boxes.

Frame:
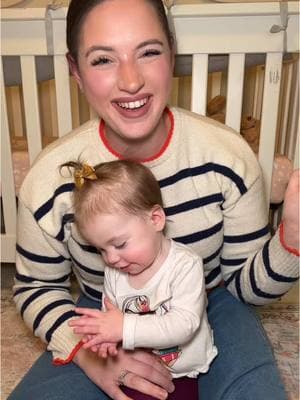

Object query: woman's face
[72,0,174,155]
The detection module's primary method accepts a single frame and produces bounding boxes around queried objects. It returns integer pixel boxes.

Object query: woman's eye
[91,56,111,66]
[142,49,161,58]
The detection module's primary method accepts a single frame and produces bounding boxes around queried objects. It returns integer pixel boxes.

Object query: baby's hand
[96,342,119,358]
[69,299,123,343]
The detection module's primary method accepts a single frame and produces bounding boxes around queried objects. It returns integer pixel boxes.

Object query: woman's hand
[73,346,174,400]
[281,169,300,250]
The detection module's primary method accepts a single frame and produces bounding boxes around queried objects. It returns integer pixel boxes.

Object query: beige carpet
[1,288,299,400]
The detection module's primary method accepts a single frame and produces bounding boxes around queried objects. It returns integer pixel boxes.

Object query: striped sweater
[14,107,299,362]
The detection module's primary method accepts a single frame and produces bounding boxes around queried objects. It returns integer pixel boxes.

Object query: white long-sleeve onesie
[104,240,218,378]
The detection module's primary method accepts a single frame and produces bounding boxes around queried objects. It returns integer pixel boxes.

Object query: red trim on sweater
[52,340,84,366]
[98,107,174,163]
[279,222,300,257]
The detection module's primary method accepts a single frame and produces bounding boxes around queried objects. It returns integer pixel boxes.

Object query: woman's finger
[122,372,168,400]
[132,350,172,380]
[125,352,174,393]
[111,386,133,400]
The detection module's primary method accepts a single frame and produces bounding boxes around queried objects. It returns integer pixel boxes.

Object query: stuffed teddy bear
[207,96,293,204]
[240,115,294,204]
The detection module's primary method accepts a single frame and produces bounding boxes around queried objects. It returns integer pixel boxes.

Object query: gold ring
[118,370,130,386]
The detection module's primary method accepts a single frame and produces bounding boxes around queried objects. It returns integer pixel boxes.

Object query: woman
[9,0,299,399]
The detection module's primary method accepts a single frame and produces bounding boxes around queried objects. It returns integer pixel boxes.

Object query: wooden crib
[1,2,299,263]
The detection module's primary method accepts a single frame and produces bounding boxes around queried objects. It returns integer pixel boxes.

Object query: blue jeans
[8,288,287,400]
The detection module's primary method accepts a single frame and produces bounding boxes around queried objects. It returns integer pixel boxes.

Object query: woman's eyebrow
[136,39,164,49]
[85,45,113,58]
[85,39,164,58]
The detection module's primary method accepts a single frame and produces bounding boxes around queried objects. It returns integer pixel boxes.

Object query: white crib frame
[1,2,299,263]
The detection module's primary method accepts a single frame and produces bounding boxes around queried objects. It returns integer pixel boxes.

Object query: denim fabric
[8,288,287,400]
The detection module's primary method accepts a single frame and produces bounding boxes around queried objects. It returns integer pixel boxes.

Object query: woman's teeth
[118,98,148,109]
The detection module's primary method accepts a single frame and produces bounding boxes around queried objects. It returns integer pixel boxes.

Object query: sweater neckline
[98,107,174,163]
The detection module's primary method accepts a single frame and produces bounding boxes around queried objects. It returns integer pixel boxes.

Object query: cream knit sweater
[14,107,299,362]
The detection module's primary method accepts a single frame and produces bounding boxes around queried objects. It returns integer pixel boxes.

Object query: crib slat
[277,61,293,153]
[225,53,245,132]
[53,55,72,137]
[1,58,17,262]
[253,65,265,120]
[286,59,299,163]
[191,54,208,115]
[20,55,42,163]
[258,52,283,204]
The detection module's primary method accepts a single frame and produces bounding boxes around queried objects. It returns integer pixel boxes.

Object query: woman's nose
[118,61,144,93]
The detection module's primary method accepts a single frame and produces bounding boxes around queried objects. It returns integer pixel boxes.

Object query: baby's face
[81,210,163,276]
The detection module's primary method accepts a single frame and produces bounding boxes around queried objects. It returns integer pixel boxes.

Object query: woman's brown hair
[66,0,174,63]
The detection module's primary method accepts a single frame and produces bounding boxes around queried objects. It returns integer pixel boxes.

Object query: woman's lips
[113,96,152,118]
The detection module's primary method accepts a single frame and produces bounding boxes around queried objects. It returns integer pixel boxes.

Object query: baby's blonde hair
[61,160,163,231]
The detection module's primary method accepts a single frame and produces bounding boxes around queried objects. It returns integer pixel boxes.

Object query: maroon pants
[122,377,198,400]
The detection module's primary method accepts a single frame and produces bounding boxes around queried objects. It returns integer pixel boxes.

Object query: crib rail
[1,2,299,262]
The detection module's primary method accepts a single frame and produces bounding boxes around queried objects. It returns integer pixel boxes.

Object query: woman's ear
[150,205,166,232]
[66,52,83,91]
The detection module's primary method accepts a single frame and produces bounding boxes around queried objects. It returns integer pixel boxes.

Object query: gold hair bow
[74,164,97,189]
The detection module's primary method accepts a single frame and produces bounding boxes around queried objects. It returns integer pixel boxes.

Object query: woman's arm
[14,199,81,362]
[281,170,299,251]
[220,162,299,305]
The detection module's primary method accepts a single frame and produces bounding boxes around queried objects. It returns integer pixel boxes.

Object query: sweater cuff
[52,340,84,365]
[122,314,137,350]
[279,222,300,257]
[270,229,299,276]
[47,319,84,363]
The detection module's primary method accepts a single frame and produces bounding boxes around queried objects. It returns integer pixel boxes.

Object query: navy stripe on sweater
[225,268,245,302]
[71,237,99,254]
[55,213,74,241]
[221,257,247,266]
[70,252,104,276]
[45,310,77,343]
[205,266,221,285]
[20,287,69,317]
[33,299,75,332]
[82,283,102,300]
[174,221,223,245]
[15,272,70,284]
[203,244,223,264]
[34,183,74,221]
[249,255,283,299]
[14,285,68,297]
[224,225,269,243]
[16,244,68,264]
[159,163,247,195]
[262,241,298,283]
[165,193,223,216]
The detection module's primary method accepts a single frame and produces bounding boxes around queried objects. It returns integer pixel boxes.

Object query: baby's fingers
[108,344,118,357]
[69,317,99,327]
[75,307,102,317]
[72,325,101,335]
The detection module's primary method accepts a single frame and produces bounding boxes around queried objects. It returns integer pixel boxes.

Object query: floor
[1,264,299,400]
